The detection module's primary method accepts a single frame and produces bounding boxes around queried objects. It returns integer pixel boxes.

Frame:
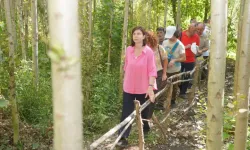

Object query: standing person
[163,26,186,107]
[117,26,157,147]
[196,22,209,57]
[179,23,200,99]
[156,27,166,45]
[196,22,210,80]
[145,31,168,113]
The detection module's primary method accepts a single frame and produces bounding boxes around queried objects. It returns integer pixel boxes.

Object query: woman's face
[133,29,145,44]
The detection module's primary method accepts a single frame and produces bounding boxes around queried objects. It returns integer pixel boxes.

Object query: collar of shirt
[130,46,148,54]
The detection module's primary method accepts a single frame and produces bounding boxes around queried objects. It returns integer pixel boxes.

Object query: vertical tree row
[206,0,228,149]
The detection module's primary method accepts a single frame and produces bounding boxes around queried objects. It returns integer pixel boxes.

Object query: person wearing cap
[162,26,186,107]
[179,23,200,99]
[156,27,166,45]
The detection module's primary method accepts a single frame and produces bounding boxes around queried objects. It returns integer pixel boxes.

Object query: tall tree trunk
[176,0,181,28]
[206,0,228,149]
[24,0,29,57]
[233,0,245,98]
[4,0,19,144]
[17,0,26,60]
[164,0,168,28]
[88,0,93,52]
[233,0,250,149]
[119,0,129,100]
[9,0,17,49]
[171,0,177,24]
[203,0,209,21]
[48,0,83,149]
[107,0,114,73]
[31,0,38,87]
[148,0,152,29]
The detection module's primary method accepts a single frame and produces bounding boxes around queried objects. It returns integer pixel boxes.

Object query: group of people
[117,19,210,147]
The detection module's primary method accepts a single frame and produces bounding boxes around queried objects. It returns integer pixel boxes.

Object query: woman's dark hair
[131,26,147,46]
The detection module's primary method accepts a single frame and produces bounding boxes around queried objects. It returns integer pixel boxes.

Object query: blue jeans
[180,62,195,95]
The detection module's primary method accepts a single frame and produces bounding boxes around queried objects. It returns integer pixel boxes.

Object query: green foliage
[16,60,52,125]
[84,71,121,134]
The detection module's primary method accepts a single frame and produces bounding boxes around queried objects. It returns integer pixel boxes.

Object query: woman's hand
[145,86,155,103]
[168,59,175,68]
[162,73,167,81]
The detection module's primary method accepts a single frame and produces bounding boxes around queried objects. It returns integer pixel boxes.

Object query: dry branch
[135,100,144,150]
[110,118,135,150]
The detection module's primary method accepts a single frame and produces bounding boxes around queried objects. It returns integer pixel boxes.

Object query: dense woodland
[0,0,250,150]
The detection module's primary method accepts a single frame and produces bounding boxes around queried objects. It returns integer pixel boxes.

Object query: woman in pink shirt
[117,26,157,147]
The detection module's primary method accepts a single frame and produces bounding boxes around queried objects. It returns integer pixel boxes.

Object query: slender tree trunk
[233,0,245,97]
[17,0,26,60]
[206,0,228,149]
[48,0,83,149]
[119,0,129,100]
[9,0,17,49]
[24,0,29,57]
[4,0,19,144]
[171,0,177,24]
[148,0,152,29]
[88,0,93,52]
[176,0,181,28]
[204,0,209,21]
[107,0,114,73]
[31,0,39,87]
[164,0,168,28]
[234,0,250,149]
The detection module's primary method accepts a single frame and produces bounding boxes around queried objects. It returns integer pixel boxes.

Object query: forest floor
[0,58,235,150]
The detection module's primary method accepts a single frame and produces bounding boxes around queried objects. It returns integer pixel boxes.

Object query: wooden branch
[188,63,200,104]
[164,84,173,114]
[90,113,135,149]
[134,100,144,150]
[152,114,167,140]
[172,79,193,85]
[110,118,135,150]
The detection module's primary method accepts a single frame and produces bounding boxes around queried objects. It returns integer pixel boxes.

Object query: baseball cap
[165,26,176,39]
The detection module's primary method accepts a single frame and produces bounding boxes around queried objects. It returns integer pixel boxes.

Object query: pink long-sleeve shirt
[123,45,157,94]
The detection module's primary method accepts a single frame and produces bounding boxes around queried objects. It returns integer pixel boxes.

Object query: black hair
[173,30,180,38]
[156,27,166,33]
[131,26,147,46]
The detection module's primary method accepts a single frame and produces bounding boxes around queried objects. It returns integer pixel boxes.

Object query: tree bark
[107,0,114,73]
[171,0,177,24]
[17,0,26,60]
[24,0,29,57]
[4,0,19,144]
[148,0,152,29]
[135,100,145,150]
[233,0,245,98]
[206,0,228,149]
[31,0,38,87]
[203,0,209,21]
[233,0,250,149]
[88,0,93,52]
[164,0,168,28]
[119,0,129,100]
[48,0,83,149]
[176,0,181,28]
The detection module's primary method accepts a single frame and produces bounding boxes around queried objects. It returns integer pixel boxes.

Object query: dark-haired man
[156,27,166,45]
